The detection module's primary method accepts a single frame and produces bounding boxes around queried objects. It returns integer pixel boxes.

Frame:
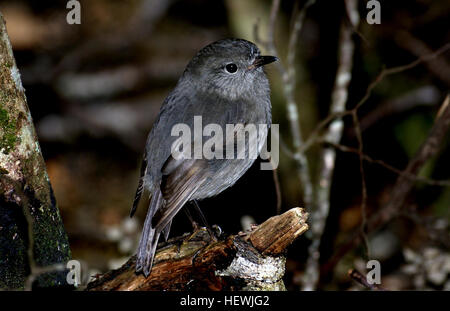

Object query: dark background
[0,0,448,290]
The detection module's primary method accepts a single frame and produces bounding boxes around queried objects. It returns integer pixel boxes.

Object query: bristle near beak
[248,55,278,70]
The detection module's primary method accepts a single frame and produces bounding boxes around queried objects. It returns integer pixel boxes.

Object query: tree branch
[301,0,359,291]
[261,0,315,209]
[323,94,450,277]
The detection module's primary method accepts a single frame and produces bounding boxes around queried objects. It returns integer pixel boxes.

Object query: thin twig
[321,140,450,187]
[394,30,450,87]
[272,168,283,215]
[254,0,317,210]
[284,135,450,187]
[323,94,450,277]
[264,0,316,210]
[301,0,358,291]
[348,269,385,291]
[401,210,450,249]
[300,43,450,154]
[351,111,370,258]
[347,85,440,136]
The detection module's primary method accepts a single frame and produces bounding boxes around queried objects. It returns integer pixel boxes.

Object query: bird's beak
[248,55,278,70]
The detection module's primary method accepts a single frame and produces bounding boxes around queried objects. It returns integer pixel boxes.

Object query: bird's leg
[190,200,219,242]
[182,203,215,244]
[183,206,199,231]
[179,206,206,246]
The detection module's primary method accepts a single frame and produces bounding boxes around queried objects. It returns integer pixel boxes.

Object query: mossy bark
[0,12,71,289]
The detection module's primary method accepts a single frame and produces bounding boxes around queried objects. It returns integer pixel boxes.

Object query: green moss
[0,107,19,154]
[22,150,51,204]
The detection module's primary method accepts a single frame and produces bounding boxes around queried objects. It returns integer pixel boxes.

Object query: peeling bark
[0,12,71,290]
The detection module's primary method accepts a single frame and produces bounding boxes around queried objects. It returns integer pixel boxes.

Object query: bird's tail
[135,189,163,277]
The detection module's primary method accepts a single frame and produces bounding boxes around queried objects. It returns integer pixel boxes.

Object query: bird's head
[184,38,277,100]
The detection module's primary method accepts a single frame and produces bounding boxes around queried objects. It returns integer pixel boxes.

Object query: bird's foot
[183,224,223,244]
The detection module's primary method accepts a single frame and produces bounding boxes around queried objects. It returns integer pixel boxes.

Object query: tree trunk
[0,12,72,290]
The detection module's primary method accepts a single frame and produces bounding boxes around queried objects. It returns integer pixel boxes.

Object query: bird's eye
[225,63,238,74]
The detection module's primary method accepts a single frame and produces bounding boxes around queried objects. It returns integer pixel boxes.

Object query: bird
[131,38,277,276]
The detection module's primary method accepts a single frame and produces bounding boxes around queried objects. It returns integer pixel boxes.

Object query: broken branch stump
[87,208,309,291]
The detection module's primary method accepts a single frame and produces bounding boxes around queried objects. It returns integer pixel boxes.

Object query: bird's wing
[130,149,148,218]
[135,152,211,277]
[152,157,210,231]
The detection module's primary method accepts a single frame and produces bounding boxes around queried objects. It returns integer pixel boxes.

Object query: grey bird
[131,38,277,276]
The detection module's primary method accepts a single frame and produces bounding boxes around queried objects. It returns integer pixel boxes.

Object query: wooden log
[247,207,309,256]
[87,207,309,291]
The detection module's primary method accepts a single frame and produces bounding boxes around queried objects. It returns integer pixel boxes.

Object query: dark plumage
[131,38,277,276]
